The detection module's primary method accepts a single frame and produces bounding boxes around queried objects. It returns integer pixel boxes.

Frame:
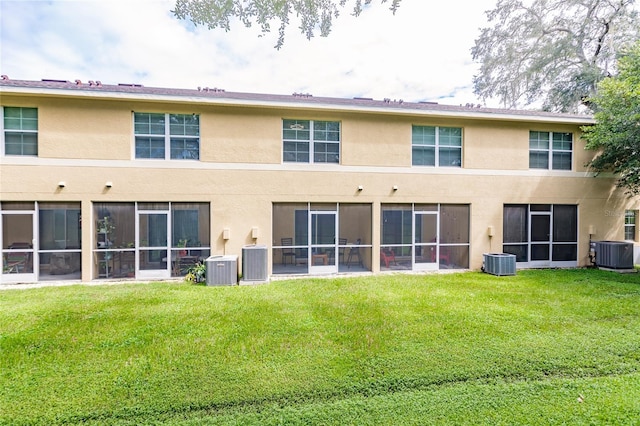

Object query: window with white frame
[282,119,340,163]
[412,126,462,167]
[3,107,38,156]
[134,113,199,160]
[529,131,572,170]
[625,210,637,241]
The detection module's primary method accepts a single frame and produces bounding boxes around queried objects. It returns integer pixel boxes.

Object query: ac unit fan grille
[243,245,268,281]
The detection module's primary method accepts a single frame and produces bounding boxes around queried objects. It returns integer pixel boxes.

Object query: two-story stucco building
[1,77,638,284]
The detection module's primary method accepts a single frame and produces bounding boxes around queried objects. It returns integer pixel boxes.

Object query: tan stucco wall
[204,109,282,164]
[2,162,633,280]
[341,115,409,167]
[463,122,528,170]
[1,91,638,282]
[2,93,595,170]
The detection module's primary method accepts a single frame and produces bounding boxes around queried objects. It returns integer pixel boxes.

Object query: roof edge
[0,79,595,125]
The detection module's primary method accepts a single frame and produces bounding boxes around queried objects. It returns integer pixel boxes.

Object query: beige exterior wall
[1,89,638,283]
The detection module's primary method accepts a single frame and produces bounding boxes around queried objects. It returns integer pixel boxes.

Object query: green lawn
[1,269,639,425]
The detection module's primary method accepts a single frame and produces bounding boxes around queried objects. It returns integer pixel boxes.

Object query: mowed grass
[1,269,639,425]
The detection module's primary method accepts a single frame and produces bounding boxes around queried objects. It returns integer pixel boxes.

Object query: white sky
[0,0,500,106]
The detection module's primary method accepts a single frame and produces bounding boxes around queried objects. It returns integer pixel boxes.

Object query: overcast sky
[1,0,500,106]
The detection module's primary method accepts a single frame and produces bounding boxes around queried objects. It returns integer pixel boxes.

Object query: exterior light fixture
[105,181,113,188]
[357,185,363,191]
[58,181,66,188]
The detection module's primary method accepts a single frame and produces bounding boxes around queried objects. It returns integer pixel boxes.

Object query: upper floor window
[412,126,462,167]
[529,131,572,170]
[625,210,637,241]
[3,107,38,156]
[134,113,199,160]
[283,119,340,163]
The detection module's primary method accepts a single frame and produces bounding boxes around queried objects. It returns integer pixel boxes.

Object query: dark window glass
[503,244,528,262]
[552,244,577,261]
[553,205,578,242]
[503,205,527,243]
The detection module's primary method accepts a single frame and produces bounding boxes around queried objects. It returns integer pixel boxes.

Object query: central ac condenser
[595,241,633,269]
[205,255,238,286]
[242,245,268,282]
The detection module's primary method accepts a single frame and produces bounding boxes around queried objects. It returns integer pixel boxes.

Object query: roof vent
[117,83,143,87]
[353,97,373,101]
[1,75,9,80]
[42,79,69,83]
[292,92,313,98]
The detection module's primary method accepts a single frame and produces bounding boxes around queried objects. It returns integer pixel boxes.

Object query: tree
[582,41,640,195]
[472,0,639,112]
[172,0,401,49]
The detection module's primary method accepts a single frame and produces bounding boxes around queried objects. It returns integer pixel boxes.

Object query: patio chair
[380,248,396,268]
[346,238,363,268]
[281,238,296,265]
[3,255,22,273]
[338,238,347,263]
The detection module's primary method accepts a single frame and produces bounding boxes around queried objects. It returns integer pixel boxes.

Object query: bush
[185,261,206,284]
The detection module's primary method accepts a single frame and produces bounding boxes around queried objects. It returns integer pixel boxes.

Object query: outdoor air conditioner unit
[205,255,238,286]
[594,241,633,269]
[483,253,516,276]
[242,245,268,282]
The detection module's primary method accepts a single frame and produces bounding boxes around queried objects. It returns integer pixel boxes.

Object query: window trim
[529,131,573,171]
[2,106,38,157]
[411,125,463,168]
[133,112,200,160]
[282,119,341,164]
[624,210,637,241]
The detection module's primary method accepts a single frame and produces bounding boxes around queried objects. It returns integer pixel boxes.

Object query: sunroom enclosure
[93,202,210,280]
[380,204,470,271]
[272,202,470,275]
[503,204,578,267]
[272,203,372,274]
[1,202,81,283]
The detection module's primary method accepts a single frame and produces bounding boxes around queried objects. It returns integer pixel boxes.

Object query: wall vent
[483,253,516,276]
[205,255,238,286]
[595,241,634,269]
[242,245,268,282]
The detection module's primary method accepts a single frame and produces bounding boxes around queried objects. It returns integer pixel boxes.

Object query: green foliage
[582,41,640,195]
[172,0,401,48]
[185,261,206,284]
[1,270,639,424]
[472,0,639,112]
